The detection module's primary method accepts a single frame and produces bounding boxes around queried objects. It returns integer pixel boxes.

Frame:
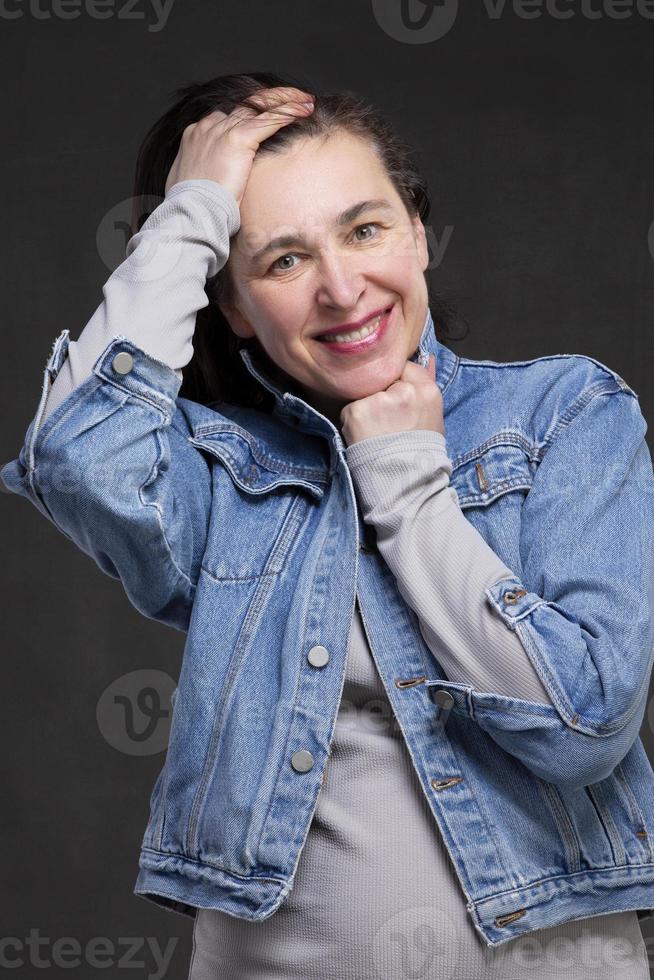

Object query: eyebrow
[248,198,396,265]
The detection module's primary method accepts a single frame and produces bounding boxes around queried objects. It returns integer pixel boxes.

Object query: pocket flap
[189,427,328,501]
[450,441,535,508]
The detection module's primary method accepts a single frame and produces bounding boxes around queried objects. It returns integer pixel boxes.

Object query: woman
[3,72,654,979]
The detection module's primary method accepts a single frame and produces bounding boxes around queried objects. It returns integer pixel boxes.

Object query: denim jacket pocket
[449,437,535,508]
[189,424,326,582]
[449,437,536,568]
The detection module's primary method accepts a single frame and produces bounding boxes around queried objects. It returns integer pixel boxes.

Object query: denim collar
[238,306,460,440]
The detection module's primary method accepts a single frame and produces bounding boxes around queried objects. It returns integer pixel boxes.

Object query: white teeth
[319,312,385,344]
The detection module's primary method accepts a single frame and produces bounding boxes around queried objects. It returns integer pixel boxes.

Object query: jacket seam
[139,846,287,882]
[540,381,635,458]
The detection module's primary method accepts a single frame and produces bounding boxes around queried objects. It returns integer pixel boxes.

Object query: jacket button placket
[293,646,332,775]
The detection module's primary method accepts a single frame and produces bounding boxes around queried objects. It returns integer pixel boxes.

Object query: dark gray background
[1,0,653,976]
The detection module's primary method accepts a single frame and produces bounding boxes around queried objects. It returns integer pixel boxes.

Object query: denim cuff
[484,575,548,627]
[92,335,182,421]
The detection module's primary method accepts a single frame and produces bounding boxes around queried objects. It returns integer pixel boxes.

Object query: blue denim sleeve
[0,329,211,634]
[462,384,654,790]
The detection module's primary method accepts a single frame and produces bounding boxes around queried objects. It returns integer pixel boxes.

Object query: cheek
[374,249,422,288]
[260,320,307,368]
[259,296,314,349]
[399,251,425,278]
[246,294,297,345]
[255,282,306,321]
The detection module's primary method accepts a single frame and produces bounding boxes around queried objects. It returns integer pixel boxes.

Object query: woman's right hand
[164,86,315,206]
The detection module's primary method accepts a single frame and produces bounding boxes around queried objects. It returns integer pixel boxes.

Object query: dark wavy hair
[130,70,464,412]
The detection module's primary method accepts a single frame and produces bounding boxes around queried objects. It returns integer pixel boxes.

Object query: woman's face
[219,130,430,427]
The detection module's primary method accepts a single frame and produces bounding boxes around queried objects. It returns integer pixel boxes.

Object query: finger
[249,101,313,122]
[244,86,313,111]
[400,358,435,385]
[238,103,314,142]
[259,85,313,102]
[220,101,311,147]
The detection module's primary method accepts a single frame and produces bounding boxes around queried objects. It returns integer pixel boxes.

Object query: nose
[315,247,368,310]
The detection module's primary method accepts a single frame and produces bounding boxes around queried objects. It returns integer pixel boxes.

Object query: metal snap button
[307,645,330,668]
[428,689,454,710]
[112,351,134,375]
[503,588,527,605]
[291,749,314,773]
[428,688,454,725]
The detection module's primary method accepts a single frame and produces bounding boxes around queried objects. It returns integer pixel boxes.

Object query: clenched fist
[340,354,445,447]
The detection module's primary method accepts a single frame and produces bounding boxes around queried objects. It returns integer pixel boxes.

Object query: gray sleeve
[345,428,553,704]
[41,179,240,422]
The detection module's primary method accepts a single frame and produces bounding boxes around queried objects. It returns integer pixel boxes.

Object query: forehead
[238,131,398,231]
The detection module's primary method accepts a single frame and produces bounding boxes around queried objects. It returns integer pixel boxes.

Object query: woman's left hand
[340,353,445,447]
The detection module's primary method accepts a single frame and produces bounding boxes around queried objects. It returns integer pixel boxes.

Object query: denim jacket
[3,308,654,948]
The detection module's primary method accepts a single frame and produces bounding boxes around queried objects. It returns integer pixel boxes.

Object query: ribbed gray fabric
[41,179,240,421]
[345,428,554,702]
[34,179,649,977]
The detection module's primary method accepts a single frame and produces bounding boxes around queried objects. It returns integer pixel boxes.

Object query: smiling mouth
[315,307,393,344]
